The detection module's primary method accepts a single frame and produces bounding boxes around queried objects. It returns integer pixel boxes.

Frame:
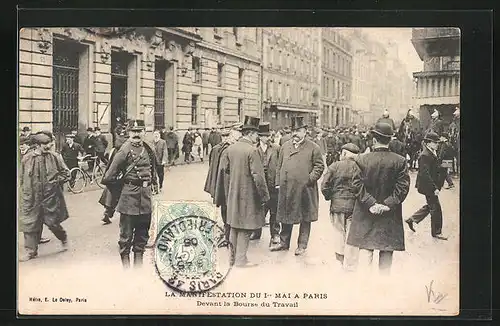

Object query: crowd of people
[18,106,460,274]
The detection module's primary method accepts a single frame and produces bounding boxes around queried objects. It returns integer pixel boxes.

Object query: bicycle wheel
[93,164,105,189]
[68,167,86,193]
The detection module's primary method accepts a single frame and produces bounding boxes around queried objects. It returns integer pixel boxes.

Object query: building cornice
[198,40,260,64]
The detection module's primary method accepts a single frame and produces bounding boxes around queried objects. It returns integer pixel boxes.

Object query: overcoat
[19,150,71,233]
[346,147,410,251]
[223,138,270,230]
[275,138,325,224]
[257,142,280,191]
[415,146,444,195]
[98,146,122,209]
[203,141,230,202]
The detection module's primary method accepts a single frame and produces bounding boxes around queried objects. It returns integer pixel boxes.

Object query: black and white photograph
[17,26,461,315]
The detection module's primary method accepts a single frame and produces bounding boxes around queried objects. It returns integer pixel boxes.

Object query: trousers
[118,214,152,256]
[330,212,359,271]
[157,165,165,189]
[203,144,209,156]
[220,205,230,242]
[24,223,67,256]
[358,249,394,275]
[279,221,311,249]
[252,190,280,239]
[229,227,252,265]
[167,148,176,165]
[409,194,443,236]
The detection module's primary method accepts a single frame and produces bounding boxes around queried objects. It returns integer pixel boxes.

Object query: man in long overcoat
[223,116,269,267]
[346,122,410,275]
[164,126,179,166]
[19,133,71,262]
[250,122,280,245]
[271,117,325,256]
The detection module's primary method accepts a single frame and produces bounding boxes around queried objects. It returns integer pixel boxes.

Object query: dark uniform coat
[101,140,157,215]
[98,144,124,209]
[275,138,325,224]
[19,151,71,233]
[94,134,109,153]
[83,134,96,155]
[223,138,270,230]
[61,142,84,169]
[346,147,410,251]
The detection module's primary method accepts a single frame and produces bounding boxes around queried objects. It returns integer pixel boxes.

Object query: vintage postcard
[17,26,460,316]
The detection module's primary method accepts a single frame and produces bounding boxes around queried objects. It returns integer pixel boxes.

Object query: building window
[443,78,447,96]
[333,53,337,72]
[300,87,303,103]
[278,50,282,69]
[326,77,329,98]
[216,97,223,124]
[192,57,202,84]
[268,80,273,100]
[437,79,441,97]
[238,99,243,120]
[191,94,199,125]
[154,60,167,130]
[286,84,290,102]
[278,82,282,101]
[52,39,80,136]
[217,63,224,87]
[268,46,273,67]
[238,68,244,90]
[111,51,132,134]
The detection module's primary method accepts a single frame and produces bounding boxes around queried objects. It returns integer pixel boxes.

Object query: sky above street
[360,28,423,79]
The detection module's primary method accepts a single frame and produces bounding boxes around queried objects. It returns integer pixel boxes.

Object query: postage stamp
[153,201,233,293]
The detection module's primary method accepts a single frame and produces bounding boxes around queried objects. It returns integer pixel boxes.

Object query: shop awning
[276,106,318,114]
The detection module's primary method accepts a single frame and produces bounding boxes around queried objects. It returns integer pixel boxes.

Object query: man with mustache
[271,116,325,256]
[102,120,158,269]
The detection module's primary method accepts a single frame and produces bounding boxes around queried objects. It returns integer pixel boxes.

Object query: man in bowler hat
[223,116,270,267]
[271,116,325,256]
[250,122,281,245]
[346,122,410,275]
[101,119,158,268]
[405,131,448,240]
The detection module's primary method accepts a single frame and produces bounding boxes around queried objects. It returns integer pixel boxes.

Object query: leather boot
[121,255,130,269]
[133,252,144,267]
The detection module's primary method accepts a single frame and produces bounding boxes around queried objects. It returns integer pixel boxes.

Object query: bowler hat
[258,122,271,136]
[127,119,146,131]
[291,116,307,130]
[94,127,101,131]
[87,127,94,132]
[341,143,360,154]
[22,126,30,132]
[242,115,260,131]
[370,122,394,138]
[423,131,441,143]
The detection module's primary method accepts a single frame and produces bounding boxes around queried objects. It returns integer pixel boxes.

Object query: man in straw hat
[223,116,269,267]
[346,121,410,275]
[404,131,448,240]
[19,133,71,262]
[271,116,325,256]
[101,119,158,269]
[249,122,281,245]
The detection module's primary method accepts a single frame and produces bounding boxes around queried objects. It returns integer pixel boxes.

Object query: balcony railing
[412,28,460,40]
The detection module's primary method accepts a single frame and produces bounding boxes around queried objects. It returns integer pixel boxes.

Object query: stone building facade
[260,28,321,130]
[411,28,460,130]
[319,28,353,128]
[18,27,261,150]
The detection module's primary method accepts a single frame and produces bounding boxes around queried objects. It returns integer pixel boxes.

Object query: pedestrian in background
[165,126,179,166]
[83,127,96,170]
[192,128,204,162]
[347,122,410,275]
[152,129,168,191]
[94,127,109,165]
[61,134,84,187]
[321,143,361,271]
[182,128,194,163]
[202,127,210,157]
[208,127,223,151]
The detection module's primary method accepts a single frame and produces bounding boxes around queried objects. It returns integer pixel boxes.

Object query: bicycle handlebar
[78,154,98,161]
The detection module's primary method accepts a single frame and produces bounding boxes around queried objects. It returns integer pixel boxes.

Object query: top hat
[370,122,394,138]
[423,131,442,143]
[291,116,307,130]
[258,122,271,136]
[242,116,260,131]
[22,126,30,132]
[127,119,146,131]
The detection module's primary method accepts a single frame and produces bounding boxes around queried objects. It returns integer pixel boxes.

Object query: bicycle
[67,154,106,193]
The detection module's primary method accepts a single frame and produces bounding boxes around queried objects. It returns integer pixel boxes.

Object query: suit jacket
[257,142,280,191]
[416,146,443,195]
[321,157,360,215]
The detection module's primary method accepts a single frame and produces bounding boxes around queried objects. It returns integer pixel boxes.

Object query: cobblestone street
[18,161,460,315]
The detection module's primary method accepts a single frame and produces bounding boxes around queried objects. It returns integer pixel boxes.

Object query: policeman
[101,119,158,268]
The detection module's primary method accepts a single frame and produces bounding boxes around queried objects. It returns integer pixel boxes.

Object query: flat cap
[31,133,52,145]
[341,143,360,154]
